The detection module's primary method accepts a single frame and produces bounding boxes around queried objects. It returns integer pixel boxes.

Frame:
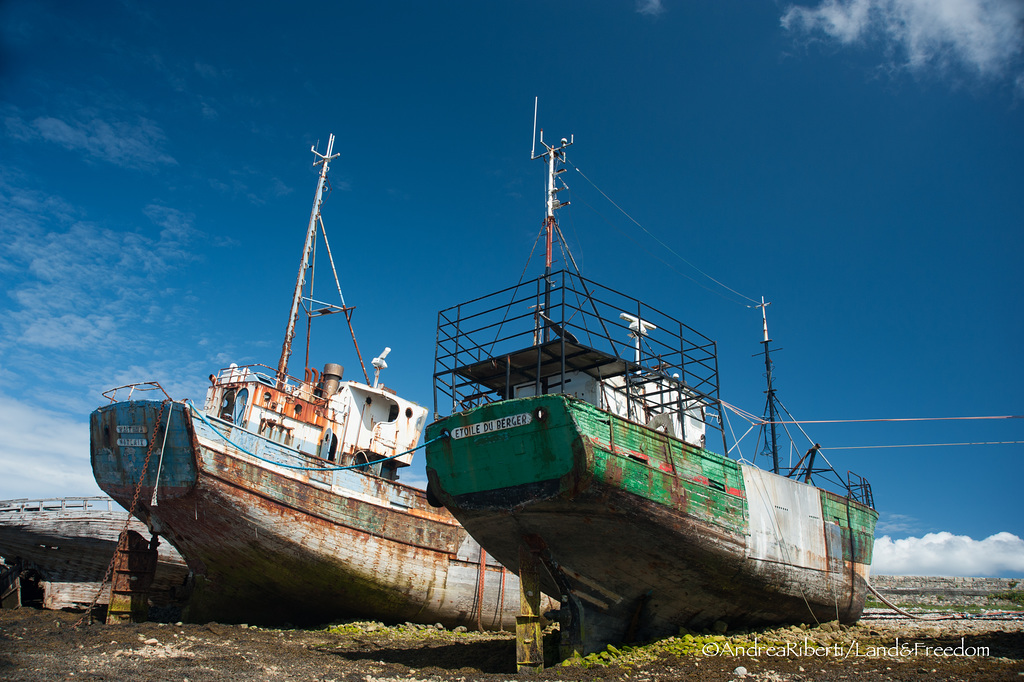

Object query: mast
[277,134,340,383]
[531,106,573,342]
[756,297,781,474]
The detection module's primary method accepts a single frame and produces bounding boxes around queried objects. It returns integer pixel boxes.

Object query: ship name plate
[451,413,532,439]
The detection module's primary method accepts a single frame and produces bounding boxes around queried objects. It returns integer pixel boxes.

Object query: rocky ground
[1,607,1022,681]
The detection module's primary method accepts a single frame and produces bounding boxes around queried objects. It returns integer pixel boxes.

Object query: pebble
[734,665,748,677]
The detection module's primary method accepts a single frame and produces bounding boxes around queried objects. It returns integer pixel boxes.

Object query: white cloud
[875,511,919,534]
[873,531,1024,576]
[5,110,176,170]
[0,392,100,500]
[782,0,1024,84]
[637,0,665,17]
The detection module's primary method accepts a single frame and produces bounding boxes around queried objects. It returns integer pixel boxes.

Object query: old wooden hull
[425,394,878,653]
[0,497,188,610]
[90,400,527,627]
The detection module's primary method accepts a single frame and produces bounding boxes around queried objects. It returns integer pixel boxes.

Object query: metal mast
[277,134,340,383]
[531,102,573,342]
[756,297,781,474]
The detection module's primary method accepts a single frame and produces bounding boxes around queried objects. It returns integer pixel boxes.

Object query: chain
[73,399,169,627]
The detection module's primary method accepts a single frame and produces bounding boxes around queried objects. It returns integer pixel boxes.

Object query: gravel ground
[1,607,1022,681]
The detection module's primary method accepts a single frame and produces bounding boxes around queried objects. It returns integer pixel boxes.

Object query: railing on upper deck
[433,270,725,450]
[101,382,174,404]
[0,496,120,514]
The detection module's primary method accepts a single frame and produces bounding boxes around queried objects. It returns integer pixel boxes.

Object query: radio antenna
[531,96,538,158]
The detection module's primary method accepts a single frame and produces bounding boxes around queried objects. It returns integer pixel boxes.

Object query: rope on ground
[864,580,946,621]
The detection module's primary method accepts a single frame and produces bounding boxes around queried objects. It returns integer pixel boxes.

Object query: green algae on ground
[556,621,889,669]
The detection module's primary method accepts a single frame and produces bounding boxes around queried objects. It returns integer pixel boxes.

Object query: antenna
[620,313,657,363]
[530,109,574,343]
[371,346,391,388]
[531,96,538,159]
[754,297,780,473]
[277,134,340,384]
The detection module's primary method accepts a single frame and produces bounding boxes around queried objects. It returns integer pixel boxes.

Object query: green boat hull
[426,394,877,654]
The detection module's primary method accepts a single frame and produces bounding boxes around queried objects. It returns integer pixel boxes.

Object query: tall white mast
[277,134,340,383]
[531,103,573,341]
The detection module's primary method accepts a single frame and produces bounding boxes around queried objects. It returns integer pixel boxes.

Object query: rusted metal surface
[515,544,543,673]
[106,530,159,623]
[89,388,543,628]
[426,394,879,657]
[0,497,188,610]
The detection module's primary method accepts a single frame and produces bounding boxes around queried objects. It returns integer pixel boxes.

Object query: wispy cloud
[0,179,201,375]
[636,0,665,17]
[875,511,921,534]
[0,393,98,500]
[781,0,1024,88]
[5,109,177,170]
[873,531,1024,576]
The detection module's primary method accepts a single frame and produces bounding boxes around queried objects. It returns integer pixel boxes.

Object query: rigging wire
[720,405,1023,426]
[822,441,1024,450]
[568,160,760,307]
[567,190,743,304]
[722,402,1023,453]
[770,415,1024,424]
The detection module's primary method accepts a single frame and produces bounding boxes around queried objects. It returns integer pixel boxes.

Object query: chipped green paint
[821,490,877,565]
[568,399,749,536]
[427,395,751,536]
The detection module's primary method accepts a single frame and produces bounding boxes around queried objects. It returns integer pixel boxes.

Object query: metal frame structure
[433,269,727,454]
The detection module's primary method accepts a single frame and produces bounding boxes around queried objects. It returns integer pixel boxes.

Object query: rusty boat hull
[91,399,525,627]
[425,394,878,653]
[0,497,188,610]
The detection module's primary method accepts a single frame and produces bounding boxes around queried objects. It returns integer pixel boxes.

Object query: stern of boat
[90,399,199,521]
[425,394,589,511]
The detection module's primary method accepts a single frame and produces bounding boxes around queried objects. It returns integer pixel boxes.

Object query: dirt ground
[1,607,1022,681]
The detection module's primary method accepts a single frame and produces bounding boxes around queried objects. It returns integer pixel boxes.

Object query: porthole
[534,407,547,422]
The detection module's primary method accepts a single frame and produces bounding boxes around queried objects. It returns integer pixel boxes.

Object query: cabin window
[263,391,272,406]
[233,388,249,426]
[219,389,236,422]
[294,404,302,416]
[388,404,400,422]
[405,407,413,419]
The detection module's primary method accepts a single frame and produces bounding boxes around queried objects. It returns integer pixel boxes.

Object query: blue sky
[2,0,1022,577]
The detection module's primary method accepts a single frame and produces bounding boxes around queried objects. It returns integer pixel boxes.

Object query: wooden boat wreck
[0,496,188,610]
[90,134,536,627]
[423,132,878,666]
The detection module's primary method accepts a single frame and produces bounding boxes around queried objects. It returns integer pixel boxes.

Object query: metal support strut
[516,544,544,672]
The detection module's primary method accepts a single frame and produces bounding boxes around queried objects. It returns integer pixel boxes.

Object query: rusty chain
[73,399,170,627]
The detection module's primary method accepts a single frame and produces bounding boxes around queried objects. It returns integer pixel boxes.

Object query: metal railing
[0,496,120,514]
[433,270,724,447]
